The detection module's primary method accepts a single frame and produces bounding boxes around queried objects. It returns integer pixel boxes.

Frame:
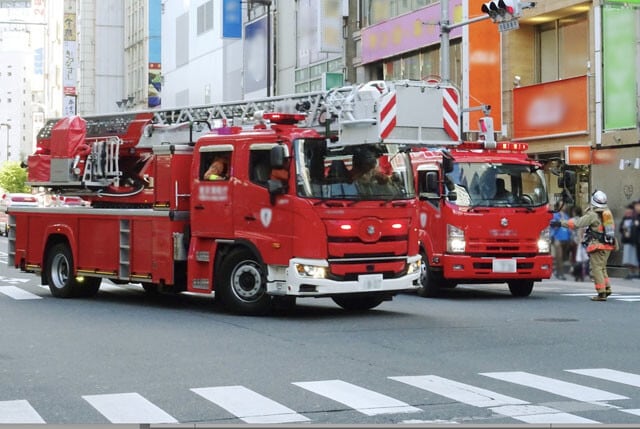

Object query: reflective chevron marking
[0,286,42,300]
[191,386,310,424]
[390,375,599,424]
[481,371,628,402]
[0,400,45,424]
[567,368,640,388]
[293,379,421,416]
[82,392,178,423]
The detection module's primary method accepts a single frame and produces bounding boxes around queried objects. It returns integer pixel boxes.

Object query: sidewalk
[540,274,640,295]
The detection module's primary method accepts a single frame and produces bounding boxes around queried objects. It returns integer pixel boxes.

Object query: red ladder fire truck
[411,90,557,297]
[7,80,446,315]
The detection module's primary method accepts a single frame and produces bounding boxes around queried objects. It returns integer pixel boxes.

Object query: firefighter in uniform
[554,190,617,301]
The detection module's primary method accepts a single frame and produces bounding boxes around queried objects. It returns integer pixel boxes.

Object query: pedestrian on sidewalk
[620,203,638,279]
[633,200,640,278]
[550,206,572,280]
[554,190,617,301]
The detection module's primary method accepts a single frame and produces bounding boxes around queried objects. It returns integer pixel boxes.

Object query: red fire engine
[411,93,555,297]
[7,80,437,315]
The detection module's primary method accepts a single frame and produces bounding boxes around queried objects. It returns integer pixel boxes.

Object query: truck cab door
[191,146,234,239]
[234,145,294,265]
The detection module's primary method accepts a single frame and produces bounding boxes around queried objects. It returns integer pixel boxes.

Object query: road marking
[0,286,42,300]
[390,375,599,424]
[0,400,45,423]
[390,375,527,408]
[0,276,30,284]
[567,368,640,388]
[293,379,421,416]
[191,386,310,424]
[489,405,598,424]
[481,371,628,402]
[82,392,177,423]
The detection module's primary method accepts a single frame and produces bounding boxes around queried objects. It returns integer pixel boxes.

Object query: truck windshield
[294,139,415,200]
[445,162,548,208]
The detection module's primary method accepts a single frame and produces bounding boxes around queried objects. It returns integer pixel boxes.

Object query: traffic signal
[480,0,520,22]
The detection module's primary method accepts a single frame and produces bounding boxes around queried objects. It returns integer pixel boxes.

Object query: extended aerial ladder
[28,80,463,197]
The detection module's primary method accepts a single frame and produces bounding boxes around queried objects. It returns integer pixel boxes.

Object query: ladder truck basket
[81,136,122,188]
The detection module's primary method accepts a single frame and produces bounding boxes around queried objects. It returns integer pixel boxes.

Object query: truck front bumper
[441,254,553,281]
[267,255,421,297]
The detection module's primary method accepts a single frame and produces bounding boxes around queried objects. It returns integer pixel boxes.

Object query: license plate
[358,274,383,290]
[492,259,517,273]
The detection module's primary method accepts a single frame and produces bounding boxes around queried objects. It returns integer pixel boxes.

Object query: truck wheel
[332,294,386,311]
[46,243,79,298]
[416,253,440,297]
[508,280,534,297]
[218,248,271,315]
[76,276,102,297]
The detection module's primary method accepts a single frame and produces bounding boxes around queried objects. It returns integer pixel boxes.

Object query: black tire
[217,248,271,315]
[416,252,440,297]
[76,276,102,297]
[46,243,79,298]
[141,282,159,293]
[508,280,534,297]
[331,294,385,311]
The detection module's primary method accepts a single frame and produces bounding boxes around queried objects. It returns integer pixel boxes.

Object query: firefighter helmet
[591,190,607,208]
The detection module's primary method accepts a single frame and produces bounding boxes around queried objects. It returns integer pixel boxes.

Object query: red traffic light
[481,0,519,22]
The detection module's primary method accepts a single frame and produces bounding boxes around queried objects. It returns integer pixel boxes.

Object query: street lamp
[251,0,272,96]
[0,123,11,163]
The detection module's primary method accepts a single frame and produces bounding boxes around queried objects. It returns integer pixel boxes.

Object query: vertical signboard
[602,6,638,130]
[223,0,242,38]
[244,16,268,95]
[463,0,502,133]
[62,1,77,116]
[319,0,342,53]
[148,0,161,108]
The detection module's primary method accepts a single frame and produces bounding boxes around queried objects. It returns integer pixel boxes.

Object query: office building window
[197,0,214,35]
[537,13,589,82]
[363,0,436,27]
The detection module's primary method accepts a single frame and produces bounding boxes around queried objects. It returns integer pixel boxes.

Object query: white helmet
[591,190,607,208]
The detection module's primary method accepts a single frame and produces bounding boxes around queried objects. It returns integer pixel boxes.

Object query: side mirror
[425,171,439,193]
[271,145,285,169]
[267,179,286,205]
[442,157,454,174]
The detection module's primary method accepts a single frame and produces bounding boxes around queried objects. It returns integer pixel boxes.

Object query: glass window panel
[559,16,588,78]
[539,26,558,82]
[404,55,420,79]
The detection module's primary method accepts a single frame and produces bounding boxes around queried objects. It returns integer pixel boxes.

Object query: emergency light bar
[458,141,529,151]
[261,112,307,125]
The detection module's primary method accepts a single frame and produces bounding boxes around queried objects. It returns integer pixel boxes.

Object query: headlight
[407,259,421,274]
[447,224,466,253]
[538,227,551,253]
[295,263,327,279]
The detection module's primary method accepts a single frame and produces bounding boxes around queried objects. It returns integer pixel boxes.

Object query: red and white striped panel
[442,87,460,141]
[379,92,397,140]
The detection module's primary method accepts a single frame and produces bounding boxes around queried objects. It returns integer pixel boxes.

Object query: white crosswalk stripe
[0,400,45,423]
[82,392,178,423]
[390,375,598,424]
[2,368,640,424]
[481,371,628,402]
[191,386,310,424]
[293,379,421,416]
[0,285,42,300]
[567,368,640,388]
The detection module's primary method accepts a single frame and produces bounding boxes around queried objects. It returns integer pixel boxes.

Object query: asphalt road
[1,239,640,426]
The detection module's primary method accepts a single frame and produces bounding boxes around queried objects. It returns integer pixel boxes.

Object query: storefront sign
[603,6,638,130]
[512,76,588,140]
[361,0,462,64]
[565,145,591,165]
